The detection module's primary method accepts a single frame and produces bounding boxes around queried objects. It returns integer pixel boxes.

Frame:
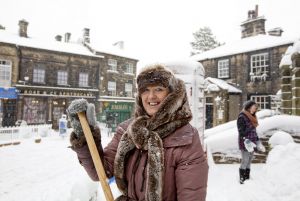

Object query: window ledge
[124,72,134,76]
[107,70,119,74]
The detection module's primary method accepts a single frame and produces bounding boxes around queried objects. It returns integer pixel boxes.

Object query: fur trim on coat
[114,64,192,201]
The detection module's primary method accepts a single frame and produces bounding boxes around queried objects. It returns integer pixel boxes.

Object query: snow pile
[257,143,300,201]
[268,131,294,147]
[205,77,241,93]
[205,114,300,153]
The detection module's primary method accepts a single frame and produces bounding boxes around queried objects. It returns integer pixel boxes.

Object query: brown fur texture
[114,64,192,201]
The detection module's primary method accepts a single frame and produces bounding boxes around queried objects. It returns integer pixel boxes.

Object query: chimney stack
[241,5,266,38]
[83,28,90,43]
[268,28,284,37]
[255,5,259,18]
[113,41,124,50]
[64,32,71,42]
[18,19,29,37]
[55,35,62,42]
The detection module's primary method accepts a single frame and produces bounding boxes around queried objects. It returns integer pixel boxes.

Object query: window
[218,59,229,78]
[0,59,12,87]
[79,73,89,87]
[108,59,117,71]
[108,81,116,96]
[250,53,269,76]
[250,95,270,110]
[125,63,134,74]
[125,83,133,97]
[33,68,45,83]
[57,71,68,85]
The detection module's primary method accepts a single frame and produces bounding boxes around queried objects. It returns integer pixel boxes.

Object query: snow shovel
[77,112,114,201]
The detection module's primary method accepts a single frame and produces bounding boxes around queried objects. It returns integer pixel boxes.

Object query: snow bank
[205,114,300,153]
[268,131,294,147]
[260,143,300,201]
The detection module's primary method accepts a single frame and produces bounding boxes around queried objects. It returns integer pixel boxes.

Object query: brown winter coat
[70,120,208,201]
[70,64,208,200]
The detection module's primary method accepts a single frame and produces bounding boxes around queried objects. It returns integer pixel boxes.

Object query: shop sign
[0,87,18,99]
[22,89,94,97]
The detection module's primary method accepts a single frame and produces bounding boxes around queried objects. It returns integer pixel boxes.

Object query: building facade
[94,50,138,131]
[0,20,102,128]
[0,20,138,129]
[192,6,294,128]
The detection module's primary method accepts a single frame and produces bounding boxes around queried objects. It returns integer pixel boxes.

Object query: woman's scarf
[114,78,192,201]
[242,109,258,128]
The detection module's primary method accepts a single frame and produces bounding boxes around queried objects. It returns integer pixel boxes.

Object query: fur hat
[243,100,257,111]
[136,64,177,93]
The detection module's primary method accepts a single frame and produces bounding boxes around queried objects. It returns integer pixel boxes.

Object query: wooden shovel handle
[77,112,114,201]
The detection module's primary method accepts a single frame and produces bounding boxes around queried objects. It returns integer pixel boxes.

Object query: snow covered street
[1,127,300,201]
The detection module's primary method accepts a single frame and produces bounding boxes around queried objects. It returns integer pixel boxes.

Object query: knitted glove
[244,139,256,152]
[256,140,266,152]
[67,99,97,137]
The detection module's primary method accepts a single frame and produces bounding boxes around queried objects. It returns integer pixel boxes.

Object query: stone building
[0,20,138,129]
[0,20,102,128]
[84,37,138,131]
[192,5,294,128]
[280,40,300,115]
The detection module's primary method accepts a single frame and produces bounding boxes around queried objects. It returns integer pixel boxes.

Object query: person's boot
[239,168,246,184]
[245,168,250,180]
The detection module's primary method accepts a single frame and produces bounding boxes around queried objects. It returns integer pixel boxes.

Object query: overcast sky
[1,0,300,67]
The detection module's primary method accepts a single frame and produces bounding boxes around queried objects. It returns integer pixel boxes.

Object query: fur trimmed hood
[114,64,192,201]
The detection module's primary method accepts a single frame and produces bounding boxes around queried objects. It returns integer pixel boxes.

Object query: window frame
[125,83,133,97]
[0,59,12,86]
[57,70,68,86]
[108,59,118,72]
[108,81,117,96]
[217,59,230,79]
[250,95,271,110]
[79,72,89,87]
[125,63,134,74]
[250,52,269,76]
[33,67,45,84]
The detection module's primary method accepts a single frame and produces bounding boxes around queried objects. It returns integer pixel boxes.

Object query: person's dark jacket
[237,112,259,150]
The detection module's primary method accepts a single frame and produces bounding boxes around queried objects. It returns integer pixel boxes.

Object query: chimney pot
[64,32,71,43]
[55,35,62,42]
[18,19,29,37]
[83,28,90,43]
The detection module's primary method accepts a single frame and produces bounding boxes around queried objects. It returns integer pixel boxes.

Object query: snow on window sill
[107,70,119,74]
[124,72,134,76]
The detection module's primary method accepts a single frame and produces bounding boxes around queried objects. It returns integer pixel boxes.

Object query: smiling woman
[68,63,208,201]
[140,85,169,116]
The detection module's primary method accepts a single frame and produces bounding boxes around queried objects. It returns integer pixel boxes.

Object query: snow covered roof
[279,46,294,67]
[205,77,242,93]
[86,42,138,61]
[162,59,205,76]
[0,30,102,58]
[192,34,295,61]
[279,39,300,68]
